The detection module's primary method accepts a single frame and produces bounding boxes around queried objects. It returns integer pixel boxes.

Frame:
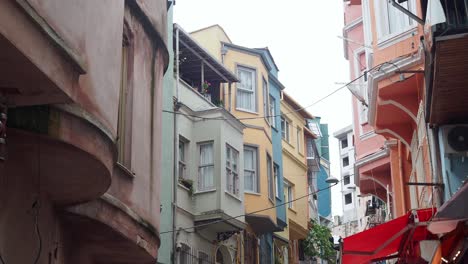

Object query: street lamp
[325,175,339,184]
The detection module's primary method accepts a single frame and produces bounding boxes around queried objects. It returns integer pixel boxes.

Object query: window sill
[377,26,418,49]
[225,191,242,202]
[194,188,217,195]
[288,207,297,214]
[282,138,293,147]
[271,125,278,132]
[236,108,259,115]
[178,183,191,192]
[245,191,261,196]
[116,162,135,179]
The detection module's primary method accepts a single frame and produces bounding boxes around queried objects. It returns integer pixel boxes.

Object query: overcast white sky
[174,0,352,217]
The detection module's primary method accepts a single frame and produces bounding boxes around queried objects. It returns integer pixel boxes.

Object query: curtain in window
[237,69,255,111]
[199,143,214,190]
[388,1,411,34]
[244,148,256,192]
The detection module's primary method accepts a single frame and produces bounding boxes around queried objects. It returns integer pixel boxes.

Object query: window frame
[274,163,280,199]
[281,115,290,142]
[236,66,257,112]
[374,0,417,43]
[285,181,294,209]
[341,138,349,149]
[269,95,277,128]
[198,141,215,191]
[117,28,134,170]
[226,144,240,196]
[244,145,259,193]
[262,77,269,124]
[343,175,351,185]
[342,156,350,167]
[344,193,353,205]
[267,153,274,202]
[178,136,189,180]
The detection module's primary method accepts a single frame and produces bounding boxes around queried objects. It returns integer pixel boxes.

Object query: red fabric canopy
[342,208,435,264]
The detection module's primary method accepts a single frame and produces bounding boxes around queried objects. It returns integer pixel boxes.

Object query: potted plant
[179,178,194,195]
[202,81,212,101]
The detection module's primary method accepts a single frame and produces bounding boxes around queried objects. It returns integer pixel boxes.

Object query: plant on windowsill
[201,81,212,101]
[179,178,194,196]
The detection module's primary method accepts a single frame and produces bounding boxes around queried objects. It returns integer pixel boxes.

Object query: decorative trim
[378,99,417,123]
[375,128,410,150]
[359,130,377,140]
[344,17,363,33]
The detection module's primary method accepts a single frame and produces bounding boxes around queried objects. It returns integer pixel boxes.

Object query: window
[286,182,294,209]
[269,95,276,127]
[345,193,352,205]
[281,116,290,142]
[179,138,188,179]
[267,154,274,201]
[374,0,416,41]
[179,244,191,264]
[342,156,350,167]
[198,251,210,264]
[236,67,256,112]
[306,137,315,159]
[344,175,350,185]
[226,144,239,196]
[198,142,214,191]
[244,146,258,193]
[341,138,348,149]
[263,78,269,123]
[117,32,133,168]
[297,126,302,153]
[274,164,280,199]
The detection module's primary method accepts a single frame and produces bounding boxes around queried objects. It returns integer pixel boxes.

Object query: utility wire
[164,57,408,122]
[160,180,339,235]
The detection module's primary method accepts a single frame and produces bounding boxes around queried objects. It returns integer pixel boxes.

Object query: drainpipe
[390,0,425,25]
[172,26,180,264]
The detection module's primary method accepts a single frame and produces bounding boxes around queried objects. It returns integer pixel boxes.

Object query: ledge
[14,0,87,74]
[225,191,242,203]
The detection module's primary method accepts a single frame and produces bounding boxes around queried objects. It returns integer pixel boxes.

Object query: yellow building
[277,92,313,264]
[192,25,279,263]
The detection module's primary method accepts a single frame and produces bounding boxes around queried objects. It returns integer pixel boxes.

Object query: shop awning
[342,208,436,264]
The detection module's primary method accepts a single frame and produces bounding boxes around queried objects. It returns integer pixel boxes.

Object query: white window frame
[198,142,214,191]
[281,115,290,142]
[263,77,269,123]
[342,155,350,168]
[244,146,259,193]
[374,0,417,44]
[274,163,280,199]
[236,66,257,112]
[178,137,189,179]
[226,144,240,196]
[267,153,274,201]
[269,95,277,128]
[286,182,294,209]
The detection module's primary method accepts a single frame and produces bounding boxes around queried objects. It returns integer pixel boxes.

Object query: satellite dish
[447,126,468,152]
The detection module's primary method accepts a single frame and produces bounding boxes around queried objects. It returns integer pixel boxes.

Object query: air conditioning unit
[439,125,468,155]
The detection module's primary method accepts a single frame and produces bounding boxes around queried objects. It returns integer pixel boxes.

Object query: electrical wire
[161,180,339,235]
[164,57,410,122]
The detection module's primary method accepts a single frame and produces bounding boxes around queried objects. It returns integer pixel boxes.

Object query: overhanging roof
[282,92,315,119]
[174,24,238,83]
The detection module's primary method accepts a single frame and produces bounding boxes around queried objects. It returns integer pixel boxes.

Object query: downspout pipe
[391,0,425,25]
[172,26,180,264]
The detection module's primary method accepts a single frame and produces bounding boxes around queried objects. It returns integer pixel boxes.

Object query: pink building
[343,0,394,220]
[0,1,169,263]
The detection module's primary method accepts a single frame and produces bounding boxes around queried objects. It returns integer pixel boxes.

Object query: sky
[174,0,352,217]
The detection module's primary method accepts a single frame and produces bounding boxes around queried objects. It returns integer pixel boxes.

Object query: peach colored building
[0,1,169,263]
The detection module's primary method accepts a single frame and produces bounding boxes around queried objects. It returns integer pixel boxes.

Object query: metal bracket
[405,182,444,187]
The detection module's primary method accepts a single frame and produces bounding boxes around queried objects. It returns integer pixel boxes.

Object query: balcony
[426,0,468,124]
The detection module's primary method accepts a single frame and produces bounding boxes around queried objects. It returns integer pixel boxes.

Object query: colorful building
[341,0,468,262]
[0,0,170,263]
[277,92,315,264]
[191,25,284,263]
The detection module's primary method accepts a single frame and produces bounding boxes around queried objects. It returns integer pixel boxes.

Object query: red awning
[342,208,436,264]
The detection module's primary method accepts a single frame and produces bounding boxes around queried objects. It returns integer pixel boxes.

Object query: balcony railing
[433,0,468,35]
